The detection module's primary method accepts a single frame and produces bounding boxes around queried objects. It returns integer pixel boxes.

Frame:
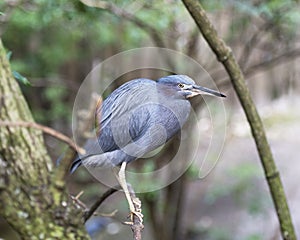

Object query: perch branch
[182,0,296,239]
[127,184,144,240]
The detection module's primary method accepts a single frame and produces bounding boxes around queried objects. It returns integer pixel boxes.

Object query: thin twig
[84,186,121,223]
[71,195,88,211]
[0,121,85,155]
[94,209,118,217]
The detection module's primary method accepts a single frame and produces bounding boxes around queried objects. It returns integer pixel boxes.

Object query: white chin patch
[186,91,200,98]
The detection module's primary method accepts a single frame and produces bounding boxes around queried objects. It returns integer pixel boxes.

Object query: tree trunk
[0,39,89,239]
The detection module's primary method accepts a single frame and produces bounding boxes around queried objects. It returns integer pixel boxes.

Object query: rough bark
[0,39,89,239]
[181,1,297,239]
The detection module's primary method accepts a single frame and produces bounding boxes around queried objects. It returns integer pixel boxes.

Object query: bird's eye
[178,83,184,88]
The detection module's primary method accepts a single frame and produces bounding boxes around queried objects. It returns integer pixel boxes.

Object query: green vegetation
[1,0,299,239]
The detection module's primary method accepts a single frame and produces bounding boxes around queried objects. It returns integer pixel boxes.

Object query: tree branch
[245,48,300,77]
[0,121,85,155]
[181,1,297,239]
[84,186,120,223]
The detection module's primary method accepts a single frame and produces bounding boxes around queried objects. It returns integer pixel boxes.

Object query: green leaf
[13,71,31,86]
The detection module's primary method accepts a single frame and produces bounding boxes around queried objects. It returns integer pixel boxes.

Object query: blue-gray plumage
[71,74,225,223]
[71,75,225,173]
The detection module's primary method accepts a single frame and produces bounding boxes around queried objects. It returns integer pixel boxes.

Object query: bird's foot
[124,210,144,225]
[132,197,142,208]
[123,196,143,225]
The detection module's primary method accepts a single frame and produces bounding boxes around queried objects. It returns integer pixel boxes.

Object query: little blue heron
[71,75,225,222]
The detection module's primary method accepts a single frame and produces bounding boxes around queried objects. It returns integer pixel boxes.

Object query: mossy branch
[181,0,296,239]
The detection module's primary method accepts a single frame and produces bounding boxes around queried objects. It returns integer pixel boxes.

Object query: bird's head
[157,75,226,99]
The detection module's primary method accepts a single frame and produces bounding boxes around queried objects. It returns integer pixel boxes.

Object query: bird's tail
[56,154,82,174]
[70,156,82,173]
[56,151,82,174]
[58,138,101,173]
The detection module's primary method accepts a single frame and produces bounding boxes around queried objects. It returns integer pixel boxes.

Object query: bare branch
[0,121,85,155]
[245,48,300,77]
[83,186,120,223]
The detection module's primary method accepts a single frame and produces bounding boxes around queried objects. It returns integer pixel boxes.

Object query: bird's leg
[115,162,143,224]
[118,162,135,213]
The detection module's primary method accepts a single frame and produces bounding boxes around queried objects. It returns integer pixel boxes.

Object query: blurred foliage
[226,0,300,42]
[1,0,299,126]
[1,0,300,239]
[0,0,188,126]
[188,224,231,240]
[246,234,263,240]
[204,162,269,215]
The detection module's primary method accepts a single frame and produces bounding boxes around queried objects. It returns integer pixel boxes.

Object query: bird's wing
[95,79,157,151]
[99,79,155,127]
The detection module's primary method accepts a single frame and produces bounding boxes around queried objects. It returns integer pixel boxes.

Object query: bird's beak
[187,85,226,98]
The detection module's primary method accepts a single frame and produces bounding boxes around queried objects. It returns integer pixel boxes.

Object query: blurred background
[0,0,300,239]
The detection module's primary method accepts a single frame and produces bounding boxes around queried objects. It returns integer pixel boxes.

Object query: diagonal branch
[84,186,120,222]
[181,0,297,239]
[0,120,85,154]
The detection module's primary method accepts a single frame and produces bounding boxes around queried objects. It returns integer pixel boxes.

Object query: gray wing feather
[96,79,157,152]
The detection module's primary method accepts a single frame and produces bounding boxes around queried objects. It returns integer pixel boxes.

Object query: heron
[71,75,225,222]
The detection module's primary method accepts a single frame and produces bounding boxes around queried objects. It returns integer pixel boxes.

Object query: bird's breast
[149,99,191,139]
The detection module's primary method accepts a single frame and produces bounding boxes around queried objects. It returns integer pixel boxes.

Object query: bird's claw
[132,197,142,208]
[130,196,143,223]
[123,210,144,225]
